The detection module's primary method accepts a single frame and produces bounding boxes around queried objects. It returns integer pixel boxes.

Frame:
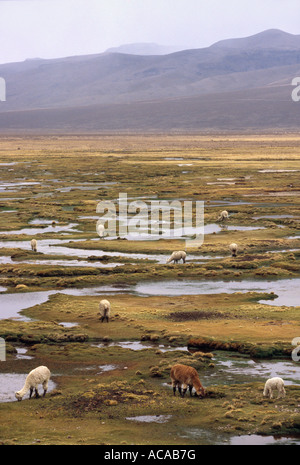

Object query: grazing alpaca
[166,250,186,264]
[99,299,111,323]
[263,377,286,399]
[96,223,105,238]
[229,243,238,257]
[217,210,229,222]
[30,238,37,252]
[170,363,205,398]
[15,366,50,401]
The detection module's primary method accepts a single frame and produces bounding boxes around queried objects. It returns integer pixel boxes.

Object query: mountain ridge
[0,29,299,130]
[212,28,300,50]
[104,42,184,55]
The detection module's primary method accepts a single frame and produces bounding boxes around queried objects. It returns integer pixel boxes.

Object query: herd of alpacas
[14,362,286,402]
[16,209,286,402]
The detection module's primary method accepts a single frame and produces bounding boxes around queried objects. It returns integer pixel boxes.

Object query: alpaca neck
[193,379,203,392]
[18,379,31,397]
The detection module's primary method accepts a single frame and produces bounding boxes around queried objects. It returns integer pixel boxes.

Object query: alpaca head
[15,391,23,401]
[194,386,205,398]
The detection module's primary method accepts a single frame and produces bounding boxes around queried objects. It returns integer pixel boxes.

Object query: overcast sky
[0,0,300,64]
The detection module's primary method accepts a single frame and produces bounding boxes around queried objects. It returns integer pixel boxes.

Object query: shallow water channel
[1,223,79,236]
[0,238,222,265]
[0,277,299,322]
[133,278,300,307]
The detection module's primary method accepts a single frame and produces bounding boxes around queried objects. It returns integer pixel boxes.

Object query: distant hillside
[0,29,299,131]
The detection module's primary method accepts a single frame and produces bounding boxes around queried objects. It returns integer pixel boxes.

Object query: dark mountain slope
[0,83,297,132]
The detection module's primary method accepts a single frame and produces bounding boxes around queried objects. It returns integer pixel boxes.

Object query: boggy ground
[1,291,300,356]
[1,340,300,445]
[1,285,300,444]
[2,374,300,445]
[0,248,299,291]
[0,133,299,445]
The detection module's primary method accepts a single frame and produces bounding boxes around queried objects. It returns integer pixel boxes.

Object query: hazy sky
[1,0,300,64]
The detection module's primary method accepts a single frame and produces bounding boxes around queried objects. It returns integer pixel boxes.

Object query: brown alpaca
[170,364,205,398]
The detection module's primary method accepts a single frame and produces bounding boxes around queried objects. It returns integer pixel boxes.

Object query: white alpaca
[217,210,229,222]
[31,238,37,252]
[99,299,111,323]
[166,251,186,264]
[96,223,105,238]
[263,377,286,399]
[229,243,238,257]
[15,366,51,401]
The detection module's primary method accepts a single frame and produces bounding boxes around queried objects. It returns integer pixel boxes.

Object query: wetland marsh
[0,133,299,445]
